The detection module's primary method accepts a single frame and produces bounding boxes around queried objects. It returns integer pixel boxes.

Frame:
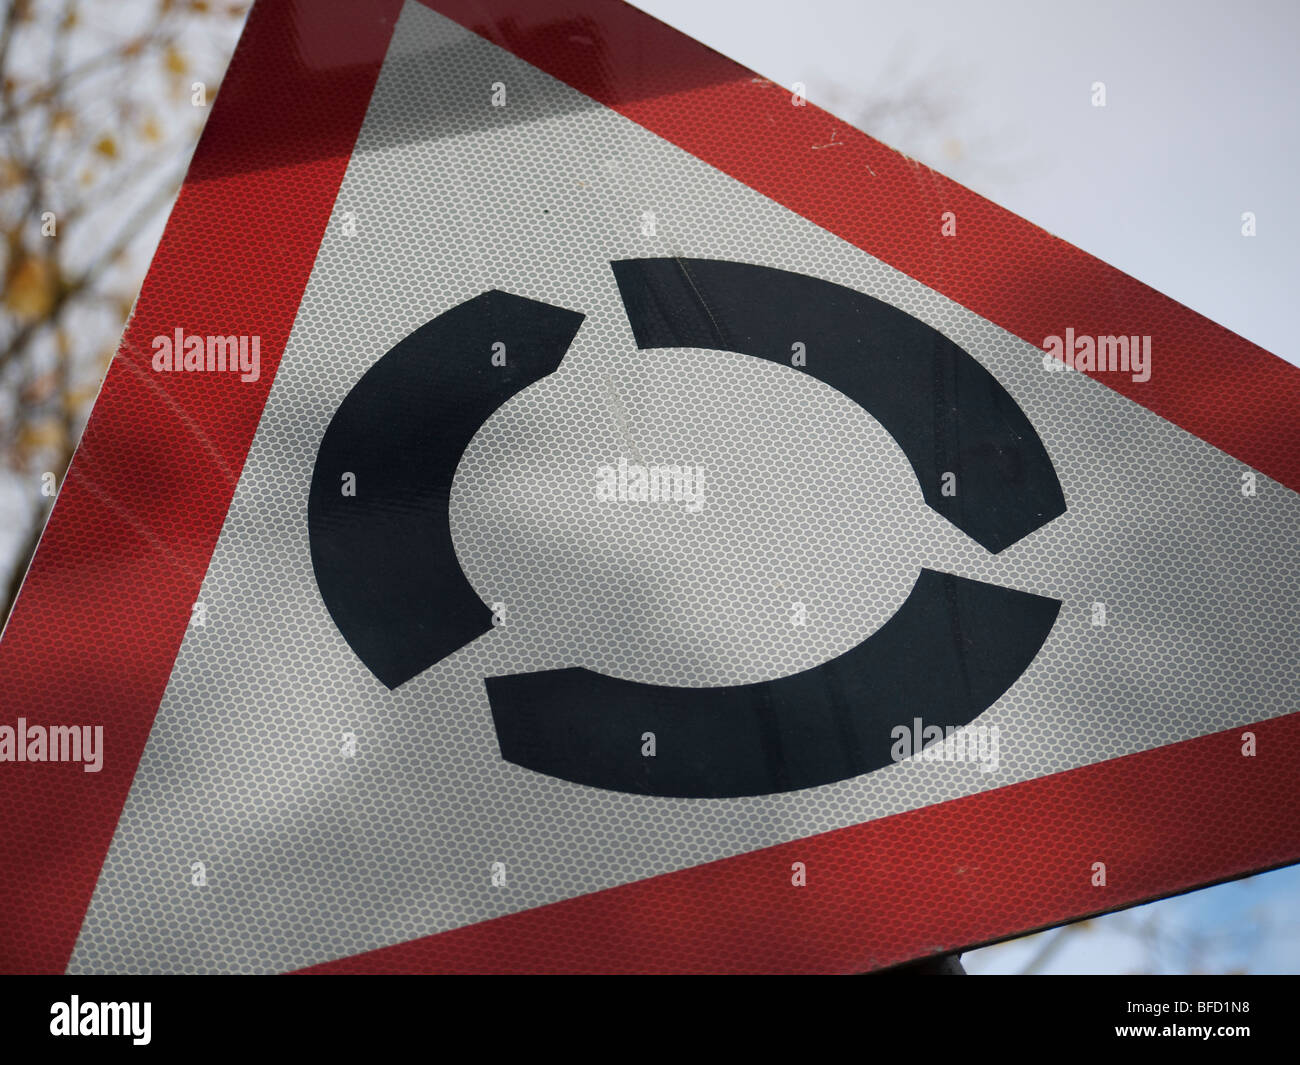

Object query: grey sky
[633,0,1300,365]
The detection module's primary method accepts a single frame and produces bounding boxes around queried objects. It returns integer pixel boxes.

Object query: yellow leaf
[4,255,57,320]
[94,135,118,160]
[164,45,188,76]
[16,418,67,458]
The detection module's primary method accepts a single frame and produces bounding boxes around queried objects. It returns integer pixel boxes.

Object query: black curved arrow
[308,290,584,689]
[610,258,1066,553]
[486,570,1060,798]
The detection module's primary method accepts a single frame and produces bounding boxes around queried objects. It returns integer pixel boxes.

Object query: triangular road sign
[2,0,1298,974]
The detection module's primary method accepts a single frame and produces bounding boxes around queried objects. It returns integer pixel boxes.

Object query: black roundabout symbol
[308,259,1066,798]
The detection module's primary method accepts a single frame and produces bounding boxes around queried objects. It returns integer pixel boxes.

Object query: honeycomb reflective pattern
[64,2,1300,973]
[0,1,399,975]
[298,710,1300,973]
